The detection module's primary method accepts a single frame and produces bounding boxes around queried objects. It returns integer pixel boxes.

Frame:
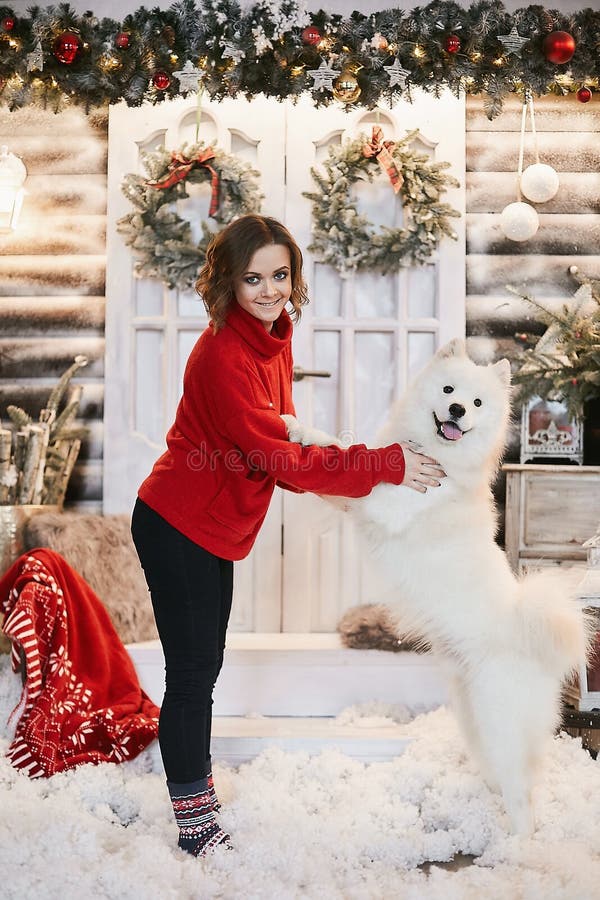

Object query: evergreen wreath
[118,141,263,291]
[304,128,461,276]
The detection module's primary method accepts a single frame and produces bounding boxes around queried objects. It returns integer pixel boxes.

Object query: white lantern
[520,163,559,203]
[499,201,539,242]
[0,145,27,232]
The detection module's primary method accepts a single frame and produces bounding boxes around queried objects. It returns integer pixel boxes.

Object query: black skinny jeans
[131,498,233,783]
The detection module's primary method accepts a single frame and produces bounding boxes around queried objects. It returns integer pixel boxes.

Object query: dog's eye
[443,385,454,394]
[474,398,482,407]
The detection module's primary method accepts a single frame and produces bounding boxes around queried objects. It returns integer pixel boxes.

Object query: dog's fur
[283,339,590,835]
[337,603,427,653]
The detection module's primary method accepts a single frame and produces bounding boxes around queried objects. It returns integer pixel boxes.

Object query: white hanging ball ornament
[500,201,539,242]
[520,163,559,203]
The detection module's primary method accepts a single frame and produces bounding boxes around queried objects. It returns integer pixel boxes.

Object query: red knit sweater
[138,303,406,560]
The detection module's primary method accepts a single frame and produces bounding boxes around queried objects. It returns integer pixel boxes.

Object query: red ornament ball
[2,16,15,31]
[152,71,171,91]
[444,34,461,54]
[53,31,81,65]
[576,86,592,103]
[301,25,322,46]
[542,30,576,65]
[115,32,130,50]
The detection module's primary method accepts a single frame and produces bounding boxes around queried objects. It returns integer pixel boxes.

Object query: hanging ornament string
[516,91,540,201]
[499,90,540,242]
[195,80,205,144]
[518,90,559,204]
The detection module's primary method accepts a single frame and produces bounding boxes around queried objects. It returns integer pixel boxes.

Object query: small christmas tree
[510,267,600,420]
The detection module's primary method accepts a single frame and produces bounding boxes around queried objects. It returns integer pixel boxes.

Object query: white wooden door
[104,95,286,631]
[104,91,465,633]
[282,92,466,632]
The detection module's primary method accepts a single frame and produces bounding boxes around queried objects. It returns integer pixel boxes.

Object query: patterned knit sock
[206,770,221,813]
[167,778,230,857]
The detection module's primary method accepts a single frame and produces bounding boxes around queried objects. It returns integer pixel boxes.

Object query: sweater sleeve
[221,404,405,497]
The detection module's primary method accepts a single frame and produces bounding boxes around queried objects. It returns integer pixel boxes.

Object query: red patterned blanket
[0,548,159,777]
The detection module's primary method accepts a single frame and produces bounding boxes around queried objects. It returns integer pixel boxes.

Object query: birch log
[30,420,50,504]
[18,425,45,504]
[45,439,81,506]
[0,428,11,504]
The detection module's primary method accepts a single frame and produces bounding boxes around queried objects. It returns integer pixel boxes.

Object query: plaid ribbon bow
[146,148,220,217]
[362,126,403,194]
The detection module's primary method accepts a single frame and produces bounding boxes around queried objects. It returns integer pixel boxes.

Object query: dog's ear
[435,338,466,359]
[491,358,511,386]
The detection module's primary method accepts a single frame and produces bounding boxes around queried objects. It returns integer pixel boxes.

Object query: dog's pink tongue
[442,421,463,441]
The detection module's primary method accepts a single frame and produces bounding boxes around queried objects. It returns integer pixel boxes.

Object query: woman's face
[233,243,292,332]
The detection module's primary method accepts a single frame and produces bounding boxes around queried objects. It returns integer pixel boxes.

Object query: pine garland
[304,129,460,276]
[117,141,263,291]
[0,2,598,116]
[509,269,600,420]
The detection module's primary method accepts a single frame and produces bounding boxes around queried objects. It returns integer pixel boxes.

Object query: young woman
[131,214,445,857]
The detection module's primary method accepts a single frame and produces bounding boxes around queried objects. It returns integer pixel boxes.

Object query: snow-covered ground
[1,653,599,900]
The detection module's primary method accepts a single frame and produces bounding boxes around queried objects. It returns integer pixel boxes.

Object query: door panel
[282,91,465,632]
[105,95,286,632]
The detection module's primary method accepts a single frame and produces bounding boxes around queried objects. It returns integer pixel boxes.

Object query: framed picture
[520,396,583,465]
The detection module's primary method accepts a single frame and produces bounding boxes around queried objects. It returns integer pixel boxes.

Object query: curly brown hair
[195,215,309,332]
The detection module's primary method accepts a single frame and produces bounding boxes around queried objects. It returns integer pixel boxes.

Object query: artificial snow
[1,653,600,900]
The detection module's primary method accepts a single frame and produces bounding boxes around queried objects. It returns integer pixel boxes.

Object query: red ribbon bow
[362,126,403,195]
[146,148,220,218]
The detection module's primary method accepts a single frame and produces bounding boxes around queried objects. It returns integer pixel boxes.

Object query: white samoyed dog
[282,338,590,836]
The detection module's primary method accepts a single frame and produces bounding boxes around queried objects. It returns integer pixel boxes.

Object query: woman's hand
[399,443,446,493]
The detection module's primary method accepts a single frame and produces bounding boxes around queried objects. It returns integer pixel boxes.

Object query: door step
[146,715,415,768]
[127,632,447,717]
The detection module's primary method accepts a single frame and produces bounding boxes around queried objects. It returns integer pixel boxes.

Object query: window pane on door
[136,279,164,317]
[313,263,342,317]
[134,329,164,444]
[407,331,436,379]
[313,329,340,435]
[355,331,395,441]
[354,270,395,318]
[178,289,205,317]
[407,265,437,319]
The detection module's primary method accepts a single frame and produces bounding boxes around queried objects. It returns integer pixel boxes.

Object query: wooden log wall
[0,94,598,514]
[0,106,107,511]
[465,93,599,535]
[465,92,600,460]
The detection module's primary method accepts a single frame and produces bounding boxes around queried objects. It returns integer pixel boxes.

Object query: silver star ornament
[497,25,528,55]
[27,41,44,73]
[307,58,341,92]
[384,58,410,88]
[173,60,205,94]
[222,41,245,63]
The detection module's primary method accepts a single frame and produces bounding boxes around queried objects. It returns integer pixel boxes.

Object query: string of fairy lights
[0,2,597,115]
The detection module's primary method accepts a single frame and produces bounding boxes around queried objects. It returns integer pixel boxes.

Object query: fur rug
[338,604,427,653]
[24,512,157,645]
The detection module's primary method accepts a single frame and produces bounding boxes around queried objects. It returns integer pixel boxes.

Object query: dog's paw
[280,414,305,444]
[280,414,341,448]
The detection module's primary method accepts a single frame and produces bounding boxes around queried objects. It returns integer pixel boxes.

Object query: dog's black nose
[449,403,466,419]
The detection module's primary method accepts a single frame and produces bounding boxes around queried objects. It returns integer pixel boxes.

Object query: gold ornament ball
[333,72,361,103]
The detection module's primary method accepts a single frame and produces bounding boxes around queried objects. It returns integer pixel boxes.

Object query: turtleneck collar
[222,302,293,359]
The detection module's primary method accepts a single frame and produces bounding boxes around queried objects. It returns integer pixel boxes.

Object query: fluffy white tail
[516,570,593,676]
